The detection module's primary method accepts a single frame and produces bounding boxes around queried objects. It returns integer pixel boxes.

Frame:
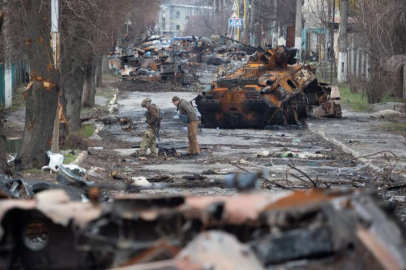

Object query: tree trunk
[60,59,85,133]
[0,10,8,175]
[17,1,60,168]
[102,54,110,74]
[60,15,86,133]
[337,0,348,83]
[0,112,9,175]
[96,55,103,87]
[83,55,97,107]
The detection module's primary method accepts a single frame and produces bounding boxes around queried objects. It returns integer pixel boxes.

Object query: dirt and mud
[72,87,405,223]
[2,76,406,223]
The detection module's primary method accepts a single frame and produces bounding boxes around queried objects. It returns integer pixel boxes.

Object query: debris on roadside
[182,174,207,181]
[369,109,404,120]
[112,35,247,93]
[278,151,298,158]
[201,168,222,175]
[158,146,180,157]
[1,186,405,269]
[257,151,270,158]
[119,117,132,125]
[111,170,125,180]
[41,151,64,172]
[147,175,172,183]
[132,176,151,187]
[102,116,119,125]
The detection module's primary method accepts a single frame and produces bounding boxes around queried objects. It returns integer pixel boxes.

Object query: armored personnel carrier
[195,46,341,128]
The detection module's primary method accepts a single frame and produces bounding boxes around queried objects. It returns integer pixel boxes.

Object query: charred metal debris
[0,170,406,269]
[110,36,250,86]
[196,46,342,128]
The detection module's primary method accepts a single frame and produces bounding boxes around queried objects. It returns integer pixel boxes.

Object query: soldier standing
[172,96,200,156]
[140,98,161,157]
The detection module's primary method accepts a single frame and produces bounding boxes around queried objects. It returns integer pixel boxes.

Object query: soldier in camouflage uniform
[140,98,161,157]
[172,96,200,156]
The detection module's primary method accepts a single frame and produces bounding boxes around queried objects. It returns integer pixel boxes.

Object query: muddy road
[84,91,385,199]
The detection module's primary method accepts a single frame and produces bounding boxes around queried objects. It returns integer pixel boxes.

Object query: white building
[159,4,213,38]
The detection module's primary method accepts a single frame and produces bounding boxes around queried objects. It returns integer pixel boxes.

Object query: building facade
[159,4,213,38]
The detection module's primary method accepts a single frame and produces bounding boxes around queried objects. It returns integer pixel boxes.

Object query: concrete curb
[108,88,119,113]
[70,151,88,165]
[308,127,406,182]
[64,88,119,167]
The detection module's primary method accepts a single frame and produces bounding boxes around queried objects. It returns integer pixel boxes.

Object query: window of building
[176,25,180,30]
[176,11,180,19]
[185,16,190,20]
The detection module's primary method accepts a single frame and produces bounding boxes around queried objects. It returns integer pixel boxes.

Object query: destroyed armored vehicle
[196,46,342,128]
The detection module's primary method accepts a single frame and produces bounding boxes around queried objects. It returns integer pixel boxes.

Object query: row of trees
[184,0,405,104]
[0,0,159,173]
[352,0,406,102]
[183,0,296,47]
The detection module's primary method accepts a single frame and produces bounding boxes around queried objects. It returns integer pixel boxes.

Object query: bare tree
[61,0,159,129]
[16,1,60,167]
[184,0,227,38]
[126,0,160,45]
[0,10,9,175]
[0,0,160,168]
[353,0,406,102]
[250,0,296,47]
[80,0,159,107]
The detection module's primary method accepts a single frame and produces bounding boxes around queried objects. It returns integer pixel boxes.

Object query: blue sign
[229,19,244,28]
[235,19,244,28]
[229,19,235,27]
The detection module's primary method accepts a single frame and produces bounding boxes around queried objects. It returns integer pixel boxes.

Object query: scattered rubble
[3,34,406,270]
[0,182,405,269]
[111,36,247,95]
[370,109,404,120]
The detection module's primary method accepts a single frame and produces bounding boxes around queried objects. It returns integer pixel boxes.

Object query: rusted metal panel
[196,47,342,128]
[0,189,405,269]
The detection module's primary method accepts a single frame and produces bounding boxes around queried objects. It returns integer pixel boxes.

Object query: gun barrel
[220,36,264,52]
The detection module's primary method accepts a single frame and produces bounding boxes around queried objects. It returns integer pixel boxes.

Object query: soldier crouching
[140,98,161,158]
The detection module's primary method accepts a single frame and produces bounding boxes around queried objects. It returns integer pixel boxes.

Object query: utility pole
[403,64,406,100]
[330,0,336,85]
[3,0,12,109]
[51,0,60,153]
[273,0,278,48]
[243,0,247,43]
[338,0,348,83]
[294,0,303,60]
[245,0,251,44]
[251,0,257,46]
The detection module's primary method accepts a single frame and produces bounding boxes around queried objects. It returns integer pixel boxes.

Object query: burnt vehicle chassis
[196,47,341,129]
[0,188,405,269]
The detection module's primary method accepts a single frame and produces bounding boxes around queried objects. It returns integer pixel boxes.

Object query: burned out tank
[195,46,341,128]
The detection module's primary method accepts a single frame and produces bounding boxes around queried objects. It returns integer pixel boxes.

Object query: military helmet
[141,98,152,107]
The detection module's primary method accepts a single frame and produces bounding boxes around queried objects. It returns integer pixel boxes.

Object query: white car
[161,41,170,49]
[152,40,162,50]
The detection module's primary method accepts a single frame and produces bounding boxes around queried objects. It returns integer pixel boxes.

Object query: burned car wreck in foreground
[0,180,405,270]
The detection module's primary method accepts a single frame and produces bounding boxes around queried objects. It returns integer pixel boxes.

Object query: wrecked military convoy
[113,36,246,85]
[114,38,343,129]
[196,46,342,128]
[0,174,406,270]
